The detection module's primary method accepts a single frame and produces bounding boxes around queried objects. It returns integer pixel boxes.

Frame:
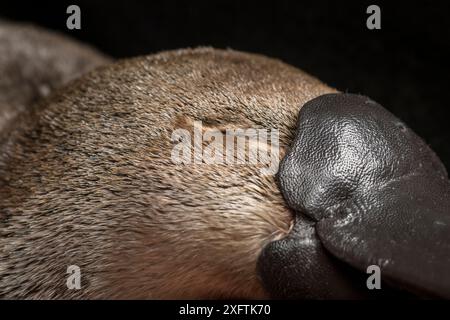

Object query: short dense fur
[0,19,110,133]
[0,48,335,298]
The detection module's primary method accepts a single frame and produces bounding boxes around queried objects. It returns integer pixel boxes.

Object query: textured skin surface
[258,212,371,299]
[0,19,110,133]
[261,93,450,298]
[0,48,336,298]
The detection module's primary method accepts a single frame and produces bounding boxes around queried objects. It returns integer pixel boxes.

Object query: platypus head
[0,47,448,299]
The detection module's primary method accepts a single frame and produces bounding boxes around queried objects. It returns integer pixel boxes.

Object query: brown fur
[0,19,110,133]
[0,48,336,299]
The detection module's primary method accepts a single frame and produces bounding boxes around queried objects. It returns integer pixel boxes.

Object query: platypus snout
[0,22,449,299]
[259,93,450,299]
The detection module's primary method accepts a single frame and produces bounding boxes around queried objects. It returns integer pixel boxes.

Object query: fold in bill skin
[259,93,450,299]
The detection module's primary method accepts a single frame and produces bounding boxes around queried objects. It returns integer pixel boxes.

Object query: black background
[1,1,449,169]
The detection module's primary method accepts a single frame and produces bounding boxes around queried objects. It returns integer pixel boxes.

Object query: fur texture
[0,48,335,299]
[0,19,110,133]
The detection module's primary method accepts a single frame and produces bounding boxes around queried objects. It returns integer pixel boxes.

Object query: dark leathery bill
[258,93,450,299]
